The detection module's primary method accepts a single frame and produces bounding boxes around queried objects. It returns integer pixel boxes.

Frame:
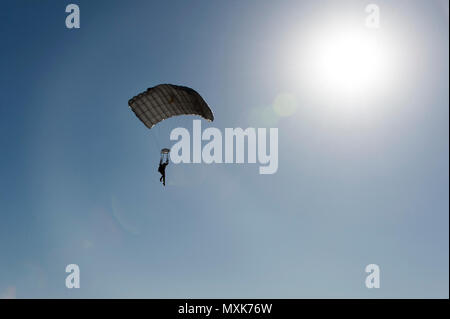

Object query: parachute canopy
[128,84,214,129]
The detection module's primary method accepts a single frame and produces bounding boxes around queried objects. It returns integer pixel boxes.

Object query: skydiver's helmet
[161,148,170,162]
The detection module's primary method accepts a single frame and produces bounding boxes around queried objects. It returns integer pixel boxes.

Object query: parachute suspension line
[155,120,164,147]
[149,130,161,154]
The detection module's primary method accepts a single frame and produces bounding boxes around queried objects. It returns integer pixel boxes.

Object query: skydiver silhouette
[158,158,169,186]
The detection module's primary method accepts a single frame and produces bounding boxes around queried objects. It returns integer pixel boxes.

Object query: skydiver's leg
[162,174,166,186]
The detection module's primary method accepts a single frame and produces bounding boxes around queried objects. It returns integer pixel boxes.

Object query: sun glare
[308,28,390,99]
[283,17,404,108]
[314,30,386,94]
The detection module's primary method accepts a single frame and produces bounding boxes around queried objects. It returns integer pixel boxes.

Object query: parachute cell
[128,84,214,129]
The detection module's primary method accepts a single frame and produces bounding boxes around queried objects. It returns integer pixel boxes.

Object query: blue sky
[0,0,448,298]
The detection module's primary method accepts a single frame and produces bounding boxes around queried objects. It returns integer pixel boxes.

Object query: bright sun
[308,28,390,99]
[287,23,397,105]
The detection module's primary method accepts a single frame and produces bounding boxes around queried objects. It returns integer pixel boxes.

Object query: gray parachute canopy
[128,84,214,129]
